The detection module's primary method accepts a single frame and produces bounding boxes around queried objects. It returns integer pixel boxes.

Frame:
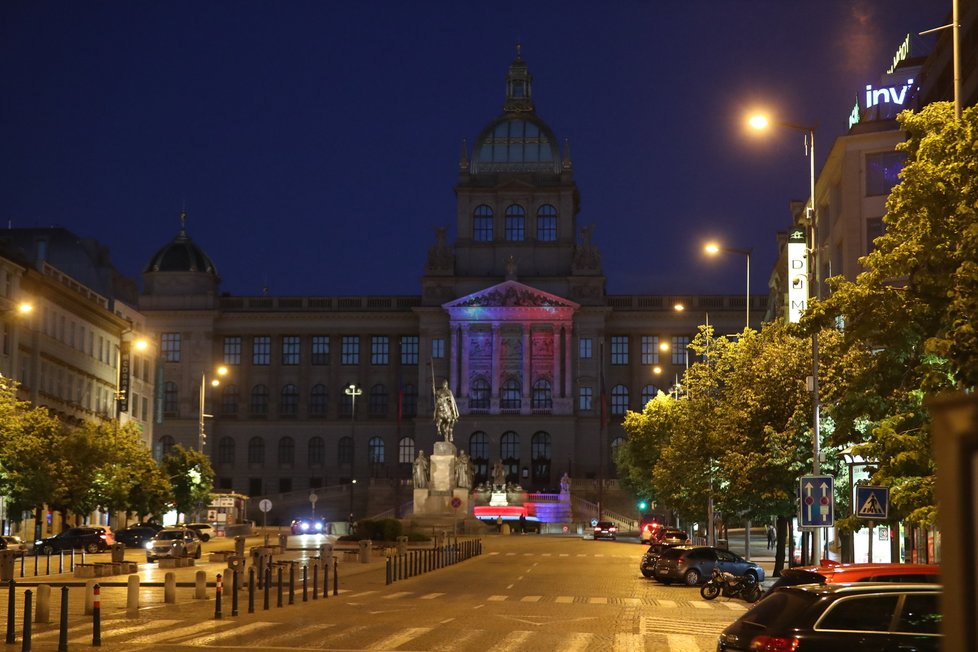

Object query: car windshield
[157,531,188,541]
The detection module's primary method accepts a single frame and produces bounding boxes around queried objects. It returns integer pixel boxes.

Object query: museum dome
[143,212,218,275]
[469,47,564,175]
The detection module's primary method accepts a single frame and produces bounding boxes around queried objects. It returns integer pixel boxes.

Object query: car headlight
[145,541,154,550]
[299,521,309,532]
[313,522,323,532]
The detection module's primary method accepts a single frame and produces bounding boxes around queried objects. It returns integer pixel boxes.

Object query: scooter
[700,566,762,602]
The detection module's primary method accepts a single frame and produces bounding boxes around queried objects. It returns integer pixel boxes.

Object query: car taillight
[99,535,106,540]
[609,526,617,531]
[750,636,799,652]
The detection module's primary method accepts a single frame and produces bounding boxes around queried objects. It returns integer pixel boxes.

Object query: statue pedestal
[413,487,471,516]
[429,441,457,496]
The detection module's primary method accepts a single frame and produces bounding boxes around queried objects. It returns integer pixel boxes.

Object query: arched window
[536,204,558,241]
[641,384,659,406]
[369,384,388,418]
[278,436,295,465]
[247,437,265,465]
[163,382,178,416]
[469,431,489,485]
[501,378,521,410]
[532,379,552,409]
[368,436,385,477]
[470,378,490,410]
[221,384,239,416]
[310,384,328,417]
[217,436,235,465]
[531,431,552,485]
[473,204,493,241]
[280,384,299,417]
[398,437,415,465]
[308,437,325,466]
[611,384,629,415]
[505,204,525,241]
[338,436,353,466]
[250,385,269,416]
[500,431,520,482]
[401,384,418,418]
[158,435,175,460]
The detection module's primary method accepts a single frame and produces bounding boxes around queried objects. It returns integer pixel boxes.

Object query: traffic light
[637,500,648,511]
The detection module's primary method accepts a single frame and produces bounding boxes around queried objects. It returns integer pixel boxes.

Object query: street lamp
[344,383,362,517]
[749,112,822,564]
[704,243,752,331]
[199,366,228,451]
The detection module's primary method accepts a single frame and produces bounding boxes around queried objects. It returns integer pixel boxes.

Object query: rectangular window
[400,336,419,365]
[253,336,271,365]
[579,386,593,411]
[311,336,330,365]
[672,336,690,366]
[282,336,300,365]
[161,333,181,362]
[641,336,660,365]
[223,337,241,365]
[579,337,593,360]
[866,151,905,196]
[431,338,445,359]
[341,336,360,365]
[610,336,629,365]
[473,215,493,241]
[505,215,525,241]
[371,336,389,365]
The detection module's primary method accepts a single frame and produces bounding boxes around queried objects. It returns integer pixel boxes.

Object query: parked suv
[35,527,114,555]
[145,528,202,563]
[653,545,764,586]
[717,583,941,651]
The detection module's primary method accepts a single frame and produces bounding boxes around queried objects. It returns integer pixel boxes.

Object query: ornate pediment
[444,280,579,310]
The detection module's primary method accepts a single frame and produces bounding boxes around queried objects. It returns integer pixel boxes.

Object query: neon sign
[787,227,807,324]
[848,98,861,129]
[886,34,910,74]
[865,78,914,108]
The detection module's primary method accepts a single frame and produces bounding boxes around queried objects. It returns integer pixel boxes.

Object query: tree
[161,445,215,520]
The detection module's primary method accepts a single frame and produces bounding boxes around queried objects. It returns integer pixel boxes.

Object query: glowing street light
[199,365,229,451]
[704,242,752,331]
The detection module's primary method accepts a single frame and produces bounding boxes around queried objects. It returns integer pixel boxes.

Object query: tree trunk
[774,515,789,576]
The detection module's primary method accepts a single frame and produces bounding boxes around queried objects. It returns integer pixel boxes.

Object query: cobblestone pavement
[1,534,760,651]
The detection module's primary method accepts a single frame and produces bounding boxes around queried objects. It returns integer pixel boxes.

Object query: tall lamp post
[344,383,362,519]
[704,243,752,331]
[749,112,821,563]
[198,366,228,451]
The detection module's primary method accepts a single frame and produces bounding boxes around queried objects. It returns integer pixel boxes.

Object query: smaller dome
[144,214,218,275]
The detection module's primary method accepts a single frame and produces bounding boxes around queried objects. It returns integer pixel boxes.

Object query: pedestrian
[519,514,526,534]
[496,516,503,533]
[766,524,776,550]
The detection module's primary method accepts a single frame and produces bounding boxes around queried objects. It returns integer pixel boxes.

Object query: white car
[146,528,202,562]
[1,536,29,557]
[183,522,215,542]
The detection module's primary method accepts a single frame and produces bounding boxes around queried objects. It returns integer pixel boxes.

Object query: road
[12,534,753,651]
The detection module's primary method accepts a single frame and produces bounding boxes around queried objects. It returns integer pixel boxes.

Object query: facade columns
[521,325,531,413]
[460,324,470,398]
[563,323,572,398]
[491,322,501,401]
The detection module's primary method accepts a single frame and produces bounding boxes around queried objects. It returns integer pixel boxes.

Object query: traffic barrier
[164,572,176,603]
[214,574,223,620]
[126,576,139,617]
[276,567,283,608]
[92,583,101,647]
[22,589,32,651]
[35,584,50,624]
[289,563,296,605]
[248,568,255,614]
[6,579,15,644]
[194,570,207,599]
[57,587,68,652]
[231,566,239,617]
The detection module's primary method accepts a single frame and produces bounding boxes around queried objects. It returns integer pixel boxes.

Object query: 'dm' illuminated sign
[787,227,808,324]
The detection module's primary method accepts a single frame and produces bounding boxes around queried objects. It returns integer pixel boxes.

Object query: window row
[162,383,418,419]
[579,336,694,366]
[577,384,663,414]
[472,204,558,242]
[468,377,554,411]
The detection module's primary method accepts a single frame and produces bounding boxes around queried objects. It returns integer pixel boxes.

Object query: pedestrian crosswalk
[28,616,732,651]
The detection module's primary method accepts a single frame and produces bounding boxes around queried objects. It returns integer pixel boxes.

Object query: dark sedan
[717,583,941,651]
[114,526,158,548]
[640,542,676,578]
[653,545,765,586]
[592,521,618,540]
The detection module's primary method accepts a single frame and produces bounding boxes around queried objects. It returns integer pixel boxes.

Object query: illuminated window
[161,333,181,362]
[398,437,415,465]
[532,379,552,409]
[282,336,300,365]
[311,336,330,365]
[536,204,557,241]
[579,386,593,411]
[341,336,359,365]
[432,338,445,359]
[611,384,629,415]
[579,338,593,359]
[641,384,658,405]
[223,337,241,365]
[470,378,490,410]
[501,378,521,409]
[505,204,525,241]
[371,336,389,365]
[611,336,629,365]
[252,336,270,365]
[671,336,690,366]
[866,151,905,196]
[400,336,419,365]
[641,336,660,365]
[473,205,493,241]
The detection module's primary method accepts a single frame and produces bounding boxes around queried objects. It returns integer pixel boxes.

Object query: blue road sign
[855,486,889,519]
[799,475,834,528]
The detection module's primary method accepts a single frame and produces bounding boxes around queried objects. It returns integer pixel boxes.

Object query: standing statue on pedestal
[492,459,507,489]
[432,379,459,443]
[560,472,571,494]
[413,450,429,488]
[455,450,474,488]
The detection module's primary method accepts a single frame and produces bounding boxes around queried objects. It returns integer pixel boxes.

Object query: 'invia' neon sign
[865,78,914,108]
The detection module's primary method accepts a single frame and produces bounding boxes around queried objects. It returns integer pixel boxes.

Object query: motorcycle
[700,567,762,602]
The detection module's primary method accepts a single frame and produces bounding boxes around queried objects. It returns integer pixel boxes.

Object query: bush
[353,518,402,542]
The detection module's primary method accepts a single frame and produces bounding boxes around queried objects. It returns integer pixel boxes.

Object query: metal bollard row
[386,538,482,585]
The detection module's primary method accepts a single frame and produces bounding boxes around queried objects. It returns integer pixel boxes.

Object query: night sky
[1,1,949,299]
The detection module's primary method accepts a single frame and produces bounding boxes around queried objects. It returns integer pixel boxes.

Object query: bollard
[35,585,50,624]
[214,574,223,619]
[126,575,139,617]
[195,570,207,600]
[289,563,295,605]
[7,578,16,644]
[386,556,391,585]
[231,566,239,617]
[84,580,95,615]
[302,565,308,602]
[22,589,31,652]
[33,554,37,577]
[92,583,101,647]
[58,587,68,652]
[276,566,283,608]
[332,557,338,596]
[19,555,24,579]
[164,572,176,603]
[263,567,270,610]
[323,559,329,599]
[312,562,319,600]
[248,568,255,614]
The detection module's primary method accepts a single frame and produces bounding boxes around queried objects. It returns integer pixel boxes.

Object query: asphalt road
[5,533,755,651]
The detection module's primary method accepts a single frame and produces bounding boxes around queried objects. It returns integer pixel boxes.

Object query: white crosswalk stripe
[666,633,703,652]
[367,626,432,650]
[486,629,533,652]
[179,621,279,646]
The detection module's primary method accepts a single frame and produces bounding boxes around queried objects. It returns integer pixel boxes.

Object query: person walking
[766,524,776,550]
[519,514,527,534]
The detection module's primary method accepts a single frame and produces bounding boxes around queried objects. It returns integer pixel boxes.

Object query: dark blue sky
[1,1,948,298]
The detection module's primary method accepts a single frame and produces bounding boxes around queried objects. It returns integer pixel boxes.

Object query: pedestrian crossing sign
[855,486,889,519]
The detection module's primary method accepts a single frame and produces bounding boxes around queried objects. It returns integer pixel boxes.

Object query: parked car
[717,583,942,651]
[653,545,765,586]
[592,521,618,540]
[766,561,940,593]
[0,536,30,557]
[183,523,215,541]
[640,542,676,578]
[145,528,202,563]
[291,515,327,535]
[657,527,690,545]
[35,526,114,555]
[114,526,158,548]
